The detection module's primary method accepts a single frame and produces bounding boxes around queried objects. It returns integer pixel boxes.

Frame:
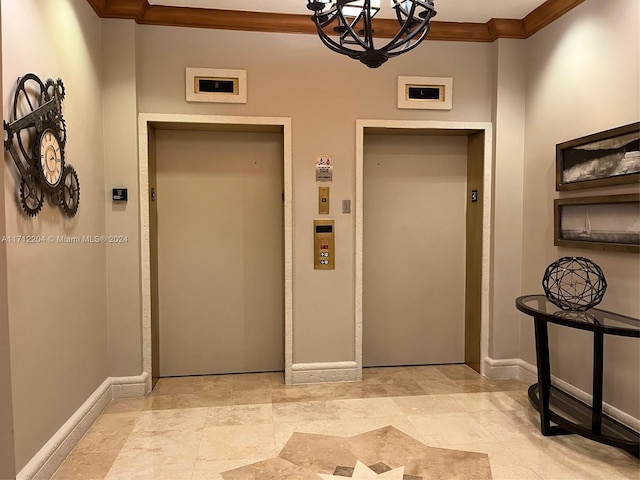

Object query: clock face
[39,128,63,188]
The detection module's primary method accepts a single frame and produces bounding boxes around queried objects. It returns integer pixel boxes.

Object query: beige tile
[347,425,432,469]
[443,441,543,480]
[52,452,115,480]
[271,384,342,403]
[406,365,454,381]
[274,419,347,452]
[470,409,540,439]
[365,367,419,384]
[413,378,466,395]
[340,416,425,441]
[152,376,207,395]
[392,394,467,415]
[408,412,497,448]
[504,388,535,409]
[232,371,284,390]
[449,391,524,412]
[105,461,195,480]
[500,435,634,480]
[231,388,272,405]
[144,392,234,410]
[134,407,208,432]
[333,397,404,419]
[277,431,358,475]
[272,400,340,423]
[113,428,204,465]
[198,374,235,390]
[435,364,481,380]
[206,403,273,426]
[270,384,318,403]
[221,456,322,480]
[102,398,148,414]
[197,423,276,462]
[380,381,427,397]
[330,382,389,400]
[191,457,266,480]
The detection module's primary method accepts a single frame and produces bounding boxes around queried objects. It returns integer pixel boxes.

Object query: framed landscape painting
[554,194,640,253]
[556,122,640,191]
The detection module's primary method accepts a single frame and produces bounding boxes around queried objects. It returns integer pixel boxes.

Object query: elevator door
[363,134,468,366]
[155,129,284,376]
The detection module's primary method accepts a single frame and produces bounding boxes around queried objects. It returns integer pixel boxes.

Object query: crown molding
[86,0,585,42]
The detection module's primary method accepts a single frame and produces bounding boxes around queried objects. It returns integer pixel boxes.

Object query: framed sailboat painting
[556,122,640,191]
[554,194,640,253]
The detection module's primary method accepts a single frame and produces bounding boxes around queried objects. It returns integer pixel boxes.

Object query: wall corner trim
[484,357,640,433]
[16,373,148,480]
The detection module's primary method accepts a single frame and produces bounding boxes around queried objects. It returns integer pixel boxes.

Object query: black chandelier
[306,0,437,68]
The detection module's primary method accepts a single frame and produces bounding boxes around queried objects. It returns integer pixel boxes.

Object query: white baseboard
[290,361,360,384]
[484,356,537,384]
[484,357,640,433]
[18,372,149,480]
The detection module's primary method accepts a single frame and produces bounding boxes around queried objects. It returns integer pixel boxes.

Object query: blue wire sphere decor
[542,257,607,311]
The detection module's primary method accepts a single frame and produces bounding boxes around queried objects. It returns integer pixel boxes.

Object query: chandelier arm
[313,23,364,59]
[383,18,430,53]
[386,26,430,57]
[339,8,373,51]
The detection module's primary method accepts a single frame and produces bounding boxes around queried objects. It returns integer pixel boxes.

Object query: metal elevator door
[155,129,284,376]
[363,134,468,366]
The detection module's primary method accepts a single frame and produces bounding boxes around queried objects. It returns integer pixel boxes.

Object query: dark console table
[516,294,639,457]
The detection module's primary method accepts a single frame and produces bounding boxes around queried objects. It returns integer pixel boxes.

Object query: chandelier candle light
[306,0,437,68]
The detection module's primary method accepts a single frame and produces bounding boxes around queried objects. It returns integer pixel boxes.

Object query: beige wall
[102,19,142,376]
[490,39,527,361]
[1,0,108,470]
[0,3,17,477]
[521,0,640,417]
[127,27,495,366]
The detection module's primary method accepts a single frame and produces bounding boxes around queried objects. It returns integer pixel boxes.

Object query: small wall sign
[398,76,453,110]
[185,67,247,104]
[316,156,333,182]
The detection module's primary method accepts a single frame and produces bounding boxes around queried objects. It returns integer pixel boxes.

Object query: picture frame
[554,193,640,253]
[556,122,640,191]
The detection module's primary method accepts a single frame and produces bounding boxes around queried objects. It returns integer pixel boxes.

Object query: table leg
[592,331,604,434]
[533,317,554,435]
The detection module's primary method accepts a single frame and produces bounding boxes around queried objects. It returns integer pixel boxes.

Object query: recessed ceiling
[146,0,547,23]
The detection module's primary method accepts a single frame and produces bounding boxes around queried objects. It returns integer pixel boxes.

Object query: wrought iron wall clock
[3,73,80,217]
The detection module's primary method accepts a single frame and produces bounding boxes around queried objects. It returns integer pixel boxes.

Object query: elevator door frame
[355,120,492,375]
[138,113,294,390]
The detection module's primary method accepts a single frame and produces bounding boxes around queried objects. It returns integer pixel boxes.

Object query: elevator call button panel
[314,219,335,270]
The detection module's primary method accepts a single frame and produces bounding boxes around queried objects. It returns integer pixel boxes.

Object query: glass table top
[516,295,640,336]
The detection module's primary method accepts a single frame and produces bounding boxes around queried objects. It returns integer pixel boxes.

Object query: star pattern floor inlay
[221,426,490,479]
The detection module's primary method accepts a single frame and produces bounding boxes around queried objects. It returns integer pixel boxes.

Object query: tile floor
[51,365,639,480]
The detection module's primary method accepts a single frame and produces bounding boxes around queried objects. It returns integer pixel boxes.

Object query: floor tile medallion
[221,426,492,479]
